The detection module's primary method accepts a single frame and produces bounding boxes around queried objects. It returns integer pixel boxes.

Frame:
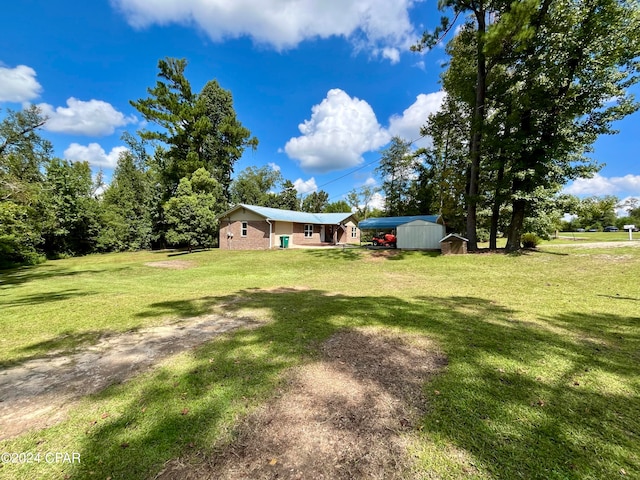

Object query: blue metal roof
[219,204,356,225]
[358,215,443,230]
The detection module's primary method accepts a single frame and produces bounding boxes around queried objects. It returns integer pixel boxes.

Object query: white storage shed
[396,219,446,250]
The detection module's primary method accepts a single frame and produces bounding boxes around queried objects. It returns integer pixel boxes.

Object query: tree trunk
[489,156,505,250]
[506,199,526,251]
[490,102,511,250]
[466,8,487,251]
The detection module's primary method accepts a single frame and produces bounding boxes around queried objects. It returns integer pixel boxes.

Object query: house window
[241,221,248,237]
[351,226,358,238]
[304,224,313,238]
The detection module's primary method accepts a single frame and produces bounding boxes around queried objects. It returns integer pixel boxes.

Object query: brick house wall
[291,221,360,245]
[291,222,321,244]
[344,220,360,244]
[218,206,361,249]
[219,219,270,250]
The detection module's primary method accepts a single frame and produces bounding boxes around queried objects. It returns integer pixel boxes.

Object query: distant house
[217,204,360,250]
[359,215,446,250]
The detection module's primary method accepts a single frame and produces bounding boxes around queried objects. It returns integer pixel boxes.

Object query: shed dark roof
[358,215,443,230]
[440,233,468,243]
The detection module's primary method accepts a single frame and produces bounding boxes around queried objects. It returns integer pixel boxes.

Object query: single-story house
[358,215,446,250]
[217,204,360,250]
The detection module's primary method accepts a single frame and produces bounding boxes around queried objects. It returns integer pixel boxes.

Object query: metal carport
[358,215,446,250]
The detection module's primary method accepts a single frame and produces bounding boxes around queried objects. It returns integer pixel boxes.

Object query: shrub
[476,228,490,243]
[522,233,541,249]
[0,202,45,268]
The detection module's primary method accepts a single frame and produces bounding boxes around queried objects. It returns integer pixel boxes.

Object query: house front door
[320,225,326,242]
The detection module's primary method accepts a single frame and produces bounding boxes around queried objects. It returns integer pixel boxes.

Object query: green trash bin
[282,235,290,248]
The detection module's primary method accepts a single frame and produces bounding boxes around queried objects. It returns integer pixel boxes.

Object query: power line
[313,133,428,202]
[315,156,382,190]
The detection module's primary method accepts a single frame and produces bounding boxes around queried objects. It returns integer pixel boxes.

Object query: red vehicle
[372,233,397,248]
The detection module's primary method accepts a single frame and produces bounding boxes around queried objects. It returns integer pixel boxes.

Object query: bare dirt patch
[363,249,404,262]
[0,314,259,440]
[145,260,196,269]
[155,328,447,480]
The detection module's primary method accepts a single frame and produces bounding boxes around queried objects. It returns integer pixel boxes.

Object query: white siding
[273,221,294,246]
[397,220,445,250]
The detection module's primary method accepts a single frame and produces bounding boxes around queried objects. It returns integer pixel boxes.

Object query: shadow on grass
[53,289,640,480]
[0,263,131,288]
[302,247,365,261]
[472,248,570,258]
[302,248,442,262]
[0,330,108,369]
[370,249,441,261]
[531,248,571,256]
[134,297,218,319]
[167,248,211,257]
[0,288,98,308]
[597,294,640,302]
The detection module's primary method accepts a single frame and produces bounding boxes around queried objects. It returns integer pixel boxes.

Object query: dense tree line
[365,2,638,248]
[396,0,640,250]
[0,58,260,267]
[3,2,640,268]
[560,195,640,232]
[0,57,355,268]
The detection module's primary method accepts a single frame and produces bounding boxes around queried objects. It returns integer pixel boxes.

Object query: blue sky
[1,0,639,211]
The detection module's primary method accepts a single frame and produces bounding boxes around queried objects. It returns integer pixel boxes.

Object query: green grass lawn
[1,246,639,479]
[479,231,640,248]
[548,231,639,243]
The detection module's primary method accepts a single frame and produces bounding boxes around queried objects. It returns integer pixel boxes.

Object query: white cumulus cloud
[364,176,378,187]
[294,177,318,194]
[616,196,640,217]
[64,143,129,169]
[111,0,418,60]
[380,47,401,64]
[0,64,42,102]
[37,98,136,136]
[369,191,386,211]
[413,60,426,71]
[564,173,640,196]
[350,190,385,212]
[388,91,445,147]
[284,88,390,173]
